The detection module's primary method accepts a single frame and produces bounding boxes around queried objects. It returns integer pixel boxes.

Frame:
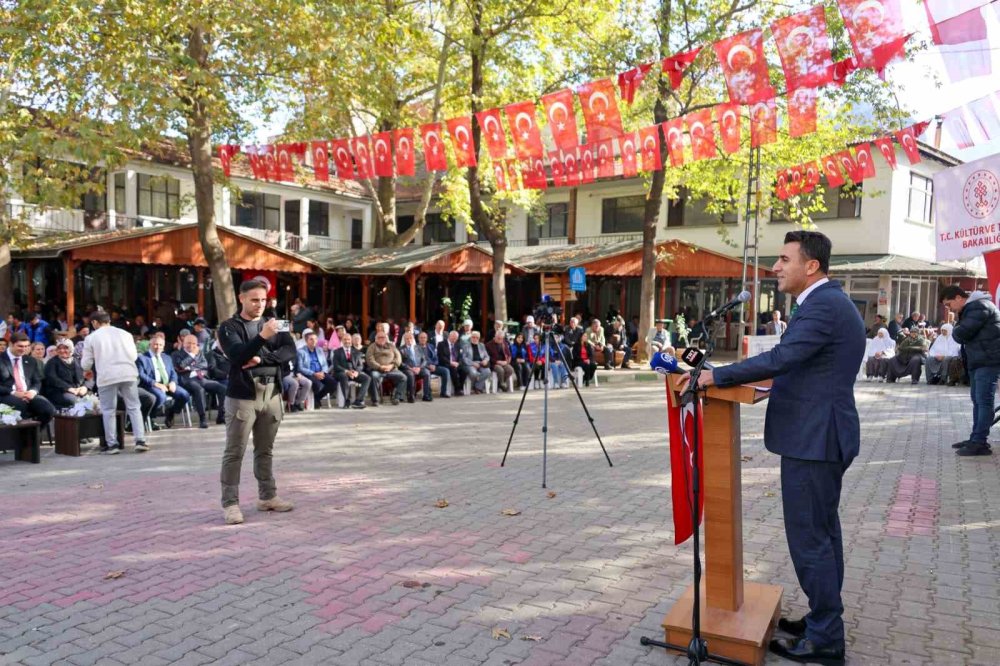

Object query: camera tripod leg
[552,335,613,468]
[501,370,534,467]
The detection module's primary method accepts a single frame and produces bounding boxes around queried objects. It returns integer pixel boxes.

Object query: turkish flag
[541,89,580,153]
[504,101,544,160]
[371,132,394,178]
[836,149,863,183]
[775,170,790,200]
[832,56,860,86]
[420,123,449,172]
[596,140,615,178]
[821,153,846,187]
[803,161,821,193]
[836,0,905,69]
[869,34,910,78]
[218,145,239,177]
[350,136,374,179]
[246,147,266,180]
[713,29,776,105]
[895,122,927,164]
[685,109,716,162]
[504,159,522,191]
[873,137,898,170]
[662,47,702,90]
[579,145,596,183]
[492,161,508,191]
[548,151,566,187]
[667,392,704,546]
[393,128,416,177]
[275,144,295,182]
[475,108,508,160]
[942,109,975,149]
[578,79,625,144]
[521,157,548,190]
[788,88,818,138]
[562,149,581,186]
[256,145,276,181]
[242,270,278,298]
[330,139,355,179]
[639,126,662,172]
[749,100,777,147]
[787,164,804,197]
[854,143,876,180]
[771,6,834,91]
[446,116,477,168]
[985,248,1000,306]
[618,63,653,105]
[716,104,741,154]
[620,133,639,178]
[310,141,330,181]
[662,118,686,167]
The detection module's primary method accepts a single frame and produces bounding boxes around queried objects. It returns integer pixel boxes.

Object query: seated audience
[281,352,311,412]
[0,333,56,427]
[297,329,338,405]
[430,320,448,346]
[418,331,450,397]
[172,334,227,427]
[437,330,467,396]
[572,334,597,387]
[461,330,492,394]
[30,342,46,364]
[925,323,962,385]
[366,328,406,405]
[42,339,88,408]
[584,318,614,371]
[137,334,190,428]
[509,332,532,389]
[608,318,633,369]
[646,320,672,357]
[399,330,431,402]
[485,330,514,392]
[352,333,380,405]
[330,331,369,409]
[886,328,929,384]
[864,328,895,381]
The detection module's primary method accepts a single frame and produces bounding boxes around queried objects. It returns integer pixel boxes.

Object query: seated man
[331,331,370,409]
[172,334,227,428]
[42,339,89,409]
[0,333,56,427]
[418,331,450,398]
[460,331,492,394]
[365,329,407,405]
[886,328,929,384]
[297,330,338,405]
[352,333,381,406]
[608,318,633,369]
[437,330,467,396]
[583,318,614,371]
[399,331,432,402]
[136,334,190,428]
[281,351,312,412]
[485,330,514,392]
[646,320,673,357]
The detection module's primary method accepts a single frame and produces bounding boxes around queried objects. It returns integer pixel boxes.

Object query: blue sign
[569,267,587,292]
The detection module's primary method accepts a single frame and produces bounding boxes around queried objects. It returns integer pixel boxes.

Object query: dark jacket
[0,353,44,396]
[42,358,85,400]
[952,292,1000,371]
[712,281,866,464]
[217,314,296,400]
[208,347,230,381]
[332,346,366,374]
[437,339,460,366]
[485,339,511,366]
[171,349,211,381]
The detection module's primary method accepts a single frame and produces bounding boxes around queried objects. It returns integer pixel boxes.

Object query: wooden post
[321,276,328,316]
[147,268,156,322]
[299,273,308,302]
[658,276,667,319]
[480,276,488,332]
[619,279,626,316]
[25,260,36,313]
[361,277,370,336]
[196,267,206,316]
[63,258,76,327]
[408,271,417,324]
[559,274,567,324]
[567,188,578,244]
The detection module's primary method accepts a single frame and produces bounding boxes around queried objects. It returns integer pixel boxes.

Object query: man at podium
[693,231,865,665]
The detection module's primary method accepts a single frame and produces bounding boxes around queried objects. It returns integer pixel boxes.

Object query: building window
[601,196,645,233]
[907,173,933,224]
[770,182,862,222]
[113,173,127,213]
[137,173,180,219]
[667,188,738,227]
[232,192,280,231]
[284,200,300,235]
[529,203,568,243]
[308,201,329,237]
[423,213,455,244]
[351,218,363,248]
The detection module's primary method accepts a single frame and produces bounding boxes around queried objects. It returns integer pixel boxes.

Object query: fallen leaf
[521,635,543,642]
[87,483,104,490]
[500,508,521,516]
[435,499,449,508]
[546,492,556,499]
[401,580,423,589]
[763,491,776,498]
[103,570,126,580]
[491,627,511,640]
[740,456,752,463]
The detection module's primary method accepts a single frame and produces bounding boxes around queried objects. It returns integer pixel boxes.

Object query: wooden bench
[54,412,126,457]
[0,420,42,464]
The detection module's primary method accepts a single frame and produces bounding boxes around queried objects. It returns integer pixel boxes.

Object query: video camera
[533,295,563,331]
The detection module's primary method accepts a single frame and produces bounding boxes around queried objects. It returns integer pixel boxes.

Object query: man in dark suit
[172,334,227,428]
[137,334,190,428]
[437,331,467,396]
[330,331,370,409]
[400,331,431,402]
[0,333,55,427]
[418,331,450,398]
[691,231,863,665]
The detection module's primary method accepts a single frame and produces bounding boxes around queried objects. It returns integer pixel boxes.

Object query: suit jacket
[331,346,366,374]
[765,320,787,335]
[137,352,179,390]
[712,281,865,464]
[460,341,489,368]
[0,353,44,396]
[437,340,461,367]
[297,346,330,375]
[400,344,427,370]
[421,343,440,366]
[171,349,211,380]
[485,339,511,366]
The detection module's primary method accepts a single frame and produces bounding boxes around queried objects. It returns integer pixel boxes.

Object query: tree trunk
[0,238,12,318]
[185,26,236,323]
[638,0,672,362]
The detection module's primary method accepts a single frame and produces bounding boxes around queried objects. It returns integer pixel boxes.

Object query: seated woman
[529,333,569,388]
[509,332,532,389]
[572,335,597,387]
[925,323,961,385]
[886,328,929,384]
[42,339,89,408]
[865,328,895,381]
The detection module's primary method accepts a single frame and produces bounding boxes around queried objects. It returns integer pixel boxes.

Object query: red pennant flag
[218,145,239,177]
[894,122,928,165]
[350,136,373,179]
[274,144,295,182]
[504,101,544,160]
[854,143,876,179]
[821,154,846,187]
[393,129,415,177]
[749,100,777,147]
[775,170,790,200]
[548,151,566,187]
[246,146,266,179]
[787,164,804,197]
[330,139,354,180]
[873,137,898,170]
[520,157,548,190]
[662,47,702,89]
[620,133,639,178]
[685,109,716,162]
[788,88,818,138]
[541,89,580,153]
[504,159,522,191]
[310,141,330,181]
[420,123,449,172]
[595,140,615,178]
[667,392,704,545]
[771,6,835,91]
[836,149,862,183]
[870,34,910,78]
[662,118,686,167]
[716,104,741,154]
[371,132,394,178]
[562,149,581,186]
[803,161,821,193]
[492,161,508,192]
[836,0,905,69]
[579,145,596,183]
[475,108,508,160]
[713,29,776,105]
[578,79,625,144]
[832,57,860,86]
[942,109,975,149]
[446,117,478,168]
[618,63,653,105]
[639,126,662,172]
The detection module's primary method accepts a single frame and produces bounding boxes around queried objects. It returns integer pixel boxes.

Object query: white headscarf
[929,323,961,357]
[867,328,895,358]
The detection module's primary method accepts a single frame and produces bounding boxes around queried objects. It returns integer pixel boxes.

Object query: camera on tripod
[533,295,563,331]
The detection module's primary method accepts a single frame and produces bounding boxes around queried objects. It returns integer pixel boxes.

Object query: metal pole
[738,144,761,357]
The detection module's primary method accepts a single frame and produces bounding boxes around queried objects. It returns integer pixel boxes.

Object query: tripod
[501,327,612,488]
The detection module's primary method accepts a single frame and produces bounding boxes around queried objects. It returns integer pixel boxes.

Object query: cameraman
[217,280,297,525]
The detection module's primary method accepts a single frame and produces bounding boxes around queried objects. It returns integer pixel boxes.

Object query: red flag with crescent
[310,141,329,182]
[894,122,927,165]
[330,139,355,180]
[749,100,777,147]
[685,109,716,162]
[617,63,653,105]
[836,0,905,69]
[821,153,846,187]
[492,160,508,191]
[504,159,522,191]
[562,149,581,186]
[713,29,776,105]
[475,108,508,160]
[854,143,877,180]
[639,126,662,172]
[662,47,702,90]
[218,145,239,177]
[787,164,804,197]
[274,144,295,182]
[504,101,544,160]
[246,146,266,180]
[393,128,416,177]
[420,123,449,172]
[873,137,897,170]
[803,160,821,193]
[716,104,741,154]
[835,149,863,183]
[446,116,478,168]
[662,118,686,167]
[771,5,835,91]
[667,392,704,546]
[775,170,790,200]
[788,88,818,138]
[350,136,374,179]
[595,140,615,178]
[578,79,625,143]
[619,132,639,178]
[541,89,580,153]
[579,145,596,183]
[548,151,566,187]
[520,157,548,190]
[371,132,394,178]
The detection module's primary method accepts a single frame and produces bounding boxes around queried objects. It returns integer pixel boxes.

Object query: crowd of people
[862,310,968,386]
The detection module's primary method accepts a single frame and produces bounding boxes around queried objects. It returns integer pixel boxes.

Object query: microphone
[705,290,751,321]
[649,352,685,376]
[681,347,715,370]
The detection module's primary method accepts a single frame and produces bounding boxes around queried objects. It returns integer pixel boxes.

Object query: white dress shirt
[796,277,830,306]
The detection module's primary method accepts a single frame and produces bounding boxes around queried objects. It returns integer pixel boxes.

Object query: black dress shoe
[957,442,992,456]
[769,637,845,665]
[778,616,807,637]
[952,439,971,449]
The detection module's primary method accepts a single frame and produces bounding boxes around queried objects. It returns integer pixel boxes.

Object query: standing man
[217,279,296,526]
[80,312,146,453]
[940,285,1000,456]
[689,231,863,665]
[765,310,787,336]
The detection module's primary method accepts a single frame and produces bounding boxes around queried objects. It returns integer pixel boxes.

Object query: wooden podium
[662,375,782,666]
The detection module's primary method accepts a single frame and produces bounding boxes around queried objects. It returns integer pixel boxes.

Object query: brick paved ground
[1,378,998,665]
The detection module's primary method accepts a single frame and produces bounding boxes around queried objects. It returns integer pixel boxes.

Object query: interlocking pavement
[1,379,998,665]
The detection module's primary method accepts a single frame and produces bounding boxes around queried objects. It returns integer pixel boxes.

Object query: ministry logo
[963,169,1000,220]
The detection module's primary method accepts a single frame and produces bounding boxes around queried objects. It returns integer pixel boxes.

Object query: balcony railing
[3,202,177,236]
[476,233,642,248]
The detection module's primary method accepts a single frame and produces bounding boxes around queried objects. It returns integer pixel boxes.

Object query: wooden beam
[567,188,578,244]
[147,267,155,323]
[480,276,488,332]
[658,277,667,319]
[619,279,626,317]
[299,273,308,302]
[63,258,76,328]
[25,260,36,313]
[361,277,370,337]
[559,274,567,325]
[408,271,417,324]
[321,276,328,317]
[197,267,206,317]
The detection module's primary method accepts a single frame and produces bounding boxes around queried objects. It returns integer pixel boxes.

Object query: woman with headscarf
[865,328,895,381]
[925,324,961,385]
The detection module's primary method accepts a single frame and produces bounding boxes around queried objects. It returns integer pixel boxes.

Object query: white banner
[935,153,1000,261]
[746,334,781,358]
